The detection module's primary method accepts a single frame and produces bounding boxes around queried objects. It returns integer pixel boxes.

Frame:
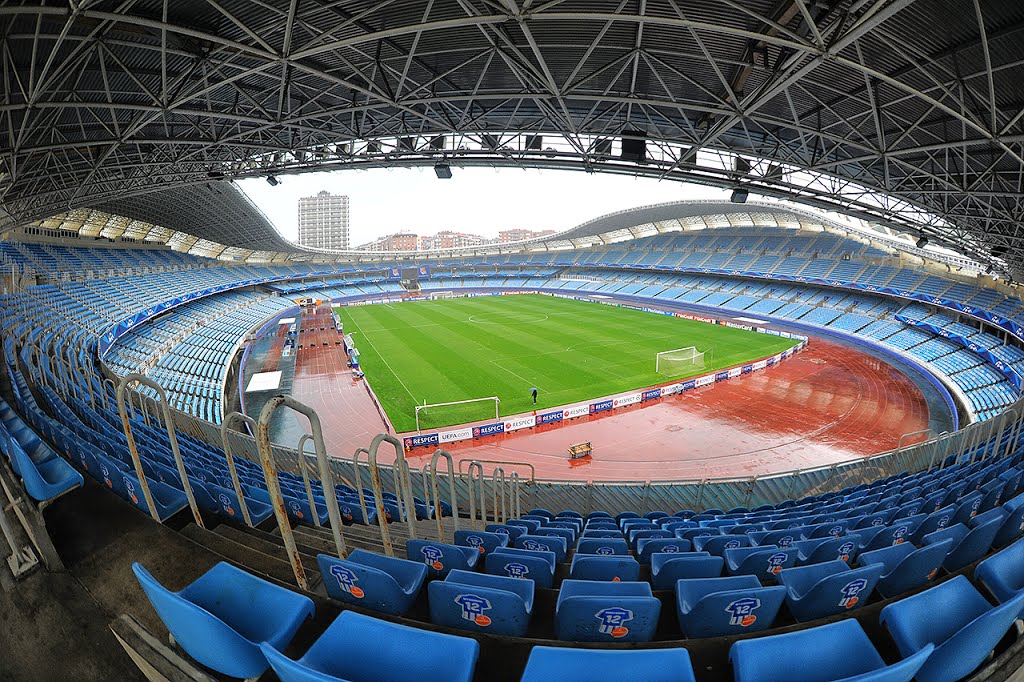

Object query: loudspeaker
[621,133,646,162]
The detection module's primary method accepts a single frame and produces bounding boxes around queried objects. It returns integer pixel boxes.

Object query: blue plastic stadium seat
[908,505,957,544]
[428,569,534,636]
[485,546,556,588]
[989,492,1024,549]
[485,523,527,542]
[528,508,555,520]
[261,610,479,682]
[693,534,751,556]
[676,526,723,542]
[133,562,314,679]
[792,535,861,565]
[975,536,1024,603]
[860,515,927,551]
[651,553,723,590]
[536,526,577,544]
[317,550,426,616]
[521,646,696,682]
[582,529,624,539]
[856,538,953,598]
[636,537,692,564]
[724,546,798,582]
[880,575,1024,682]
[576,537,629,556]
[558,510,585,519]
[406,539,479,579]
[922,517,1001,572]
[521,514,551,527]
[750,527,806,547]
[454,529,510,558]
[1,428,82,503]
[676,576,786,638]
[730,618,933,682]
[777,560,884,621]
[508,518,542,533]
[555,580,661,642]
[569,554,641,582]
[516,533,568,562]
[587,511,613,520]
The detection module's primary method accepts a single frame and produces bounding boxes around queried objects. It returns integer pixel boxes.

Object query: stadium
[2,2,1024,682]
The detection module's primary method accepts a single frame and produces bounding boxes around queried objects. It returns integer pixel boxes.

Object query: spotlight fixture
[915,236,928,249]
[730,187,748,204]
[434,163,452,179]
[266,175,279,187]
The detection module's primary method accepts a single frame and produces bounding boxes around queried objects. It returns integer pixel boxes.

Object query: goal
[656,346,707,377]
[415,396,500,432]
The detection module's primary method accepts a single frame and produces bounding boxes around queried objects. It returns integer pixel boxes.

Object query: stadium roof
[1,1,1022,274]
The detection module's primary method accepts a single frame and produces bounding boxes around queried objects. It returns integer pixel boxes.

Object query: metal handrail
[366,433,418,556]
[256,395,346,592]
[458,457,536,483]
[115,374,204,527]
[297,434,322,528]
[427,449,458,542]
[466,461,487,530]
[897,428,935,450]
[492,466,507,524]
[219,412,256,527]
[509,471,521,518]
[351,447,373,527]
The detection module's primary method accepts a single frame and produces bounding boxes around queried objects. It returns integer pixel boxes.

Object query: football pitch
[337,294,798,432]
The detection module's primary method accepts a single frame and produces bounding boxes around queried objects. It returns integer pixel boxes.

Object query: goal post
[656,346,708,377]
[415,396,500,432]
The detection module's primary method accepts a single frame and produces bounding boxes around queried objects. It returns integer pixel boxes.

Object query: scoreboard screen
[401,267,421,280]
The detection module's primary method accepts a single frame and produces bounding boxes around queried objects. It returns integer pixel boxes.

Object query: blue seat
[485,523,527,542]
[521,514,551,526]
[428,569,533,636]
[521,646,696,682]
[317,550,426,616]
[133,562,314,679]
[777,560,884,621]
[261,609,479,682]
[405,539,479,579]
[528,508,555,520]
[880,575,1024,682]
[569,554,641,582]
[676,576,786,638]
[990,492,1024,549]
[206,482,275,524]
[487,546,556,588]
[636,537,692,564]
[730,618,933,682]
[856,538,953,598]
[516,533,567,562]
[555,580,661,642]
[651,553,723,590]
[922,517,1001,572]
[676,526,723,542]
[858,516,926,551]
[576,537,629,556]
[585,524,622,536]
[750,527,806,548]
[628,528,672,548]
[2,429,82,503]
[454,529,509,558]
[975,536,1024,603]
[907,505,956,544]
[792,535,861,565]
[587,511,613,520]
[508,518,542,533]
[536,526,576,544]
[693,534,751,556]
[724,546,798,582]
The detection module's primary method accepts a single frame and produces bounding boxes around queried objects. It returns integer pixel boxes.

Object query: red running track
[285,304,933,482]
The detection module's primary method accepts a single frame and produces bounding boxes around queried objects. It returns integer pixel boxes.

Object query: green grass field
[338,294,798,432]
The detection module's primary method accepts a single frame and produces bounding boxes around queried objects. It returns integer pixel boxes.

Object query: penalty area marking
[467,313,550,325]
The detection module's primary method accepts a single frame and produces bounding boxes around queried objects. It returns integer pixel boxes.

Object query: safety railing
[366,433,418,556]
[115,374,204,528]
[426,449,458,542]
[466,461,487,530]
[219,412,256,528]
[296,434,323,529]
[256,395,346,591]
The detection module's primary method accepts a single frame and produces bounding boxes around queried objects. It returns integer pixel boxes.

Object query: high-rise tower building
[297,190,350,250]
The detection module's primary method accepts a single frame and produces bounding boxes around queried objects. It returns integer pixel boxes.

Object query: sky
[238,167,729,245]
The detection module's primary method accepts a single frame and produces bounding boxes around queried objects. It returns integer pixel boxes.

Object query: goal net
[415,396,500,431]
[656,346,706,377]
